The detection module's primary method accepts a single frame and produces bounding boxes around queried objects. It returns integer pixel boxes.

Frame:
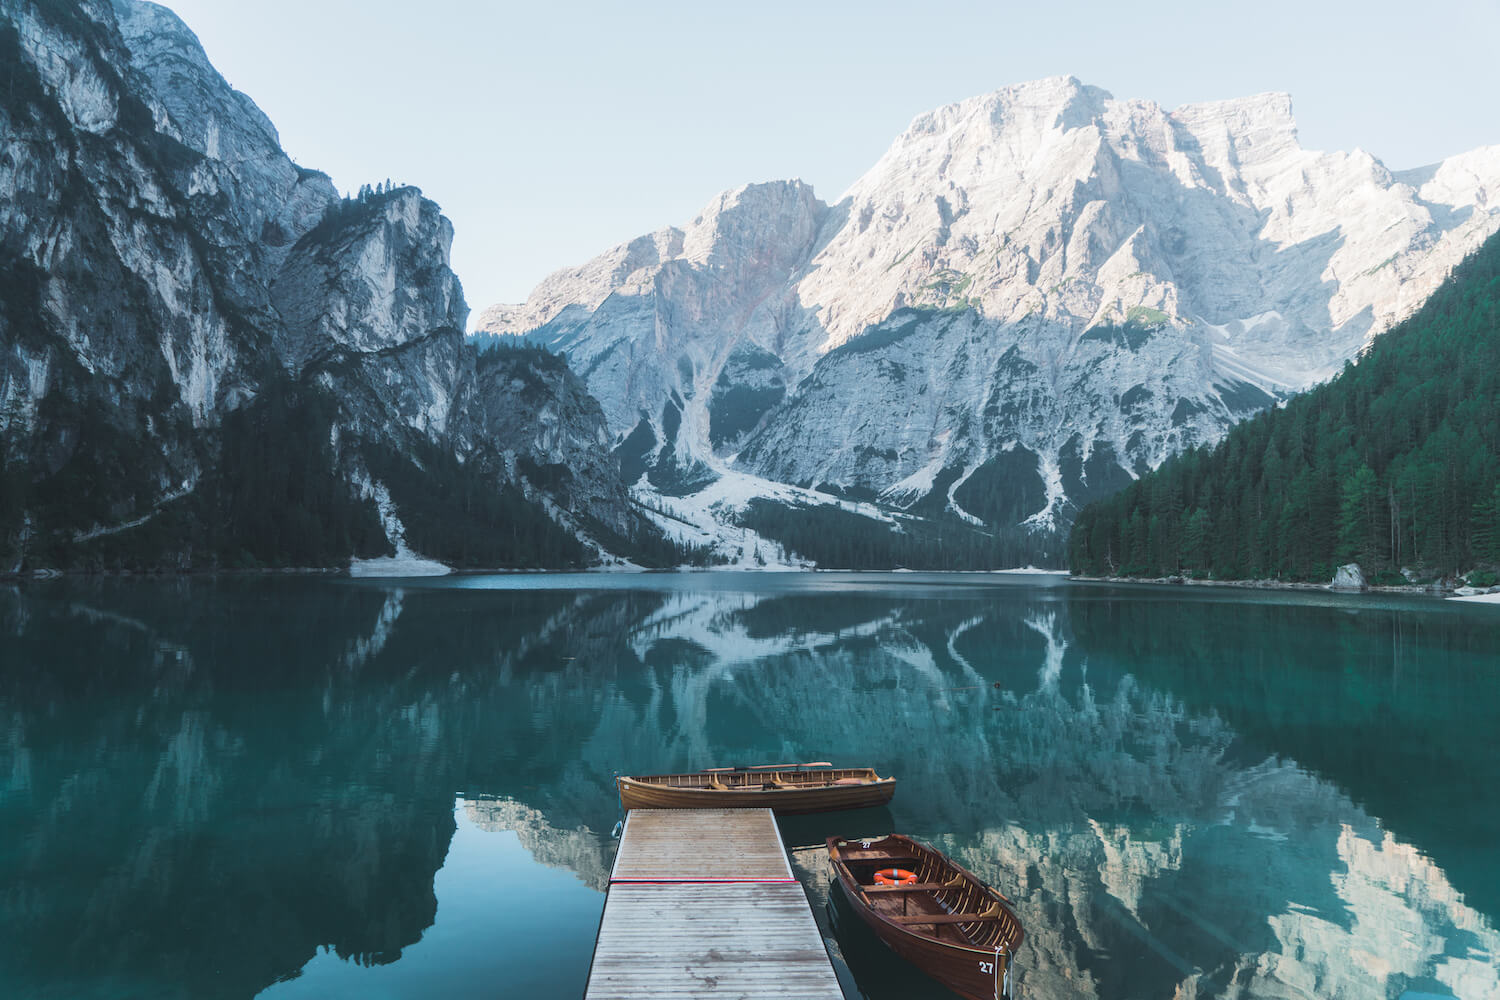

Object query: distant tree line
[2,376,393,572]
[363,440,591,570]
[1069,231,1500,583]
[469,331,521,355]
[739,499,1058,570]
[296,181,414,248]
[585,506,727,568]
[0,370,636,572]
[206,379,390,567]
[354,180,402,201]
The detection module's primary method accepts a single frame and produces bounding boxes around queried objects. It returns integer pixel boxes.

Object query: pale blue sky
[159,0,1500,316]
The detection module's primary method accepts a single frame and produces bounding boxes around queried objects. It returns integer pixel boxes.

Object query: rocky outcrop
[0,0,644,569]
[1332,562,1367,590]
[464,346,633,534]
[2,0,248,500]
[274,189,469,439]
[479,76,1500,542]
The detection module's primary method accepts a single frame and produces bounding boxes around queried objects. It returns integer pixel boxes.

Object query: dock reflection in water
[1,574,1496,999]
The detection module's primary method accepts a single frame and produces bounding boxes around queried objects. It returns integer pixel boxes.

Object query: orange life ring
[874,868,919,886]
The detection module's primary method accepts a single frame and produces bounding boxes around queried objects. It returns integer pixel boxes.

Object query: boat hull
[616,771,895,815]
[833,877,1010,1000]
[827,835,1022,1000]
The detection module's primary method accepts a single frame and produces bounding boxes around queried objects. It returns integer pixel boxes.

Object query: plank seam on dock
[608,807,795,883]
[585,808,843,1000]
[609,876,799,883]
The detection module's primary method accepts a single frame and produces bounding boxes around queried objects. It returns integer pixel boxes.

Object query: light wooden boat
[827,833,1024,1000]
[616,763,895,814]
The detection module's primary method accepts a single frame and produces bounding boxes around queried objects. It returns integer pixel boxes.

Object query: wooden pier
[584,808,844,999]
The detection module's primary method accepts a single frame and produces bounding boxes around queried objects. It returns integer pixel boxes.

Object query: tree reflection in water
[1,575,1495,999]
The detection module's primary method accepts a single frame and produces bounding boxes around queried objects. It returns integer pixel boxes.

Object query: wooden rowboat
[827,833,1024,1000]
[616,763,895,814]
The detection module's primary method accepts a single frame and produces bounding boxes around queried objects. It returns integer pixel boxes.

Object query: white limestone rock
[479,77,1500,534]
[1332,563,1367,590]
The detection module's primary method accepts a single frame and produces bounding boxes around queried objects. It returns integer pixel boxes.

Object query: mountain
[477,76,1500,558]
[1067,228,1500,583]
[0,0,663,572]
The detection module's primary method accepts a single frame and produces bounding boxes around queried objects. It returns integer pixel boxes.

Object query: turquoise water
[1,573,1497,999]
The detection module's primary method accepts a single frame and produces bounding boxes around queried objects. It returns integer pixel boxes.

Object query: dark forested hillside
[1069,231,1500,583]
[738,499,1057,570]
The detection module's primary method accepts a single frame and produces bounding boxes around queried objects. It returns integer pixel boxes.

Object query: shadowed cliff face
[1,576,1496,999]
[0,1,639,569]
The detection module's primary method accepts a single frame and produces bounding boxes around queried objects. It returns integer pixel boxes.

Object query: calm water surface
[2,573,1497,999]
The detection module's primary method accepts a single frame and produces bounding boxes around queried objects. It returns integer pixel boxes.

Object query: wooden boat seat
[837,850,922,862]
[890,911,1007,924]
[861,882,950,893]
[890,903,1006,925]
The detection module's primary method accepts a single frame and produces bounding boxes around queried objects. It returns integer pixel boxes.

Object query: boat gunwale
[621,767,889,787]
[827,833,1024,956]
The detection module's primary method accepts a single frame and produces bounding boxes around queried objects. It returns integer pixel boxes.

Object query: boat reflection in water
[2,574,1497,999]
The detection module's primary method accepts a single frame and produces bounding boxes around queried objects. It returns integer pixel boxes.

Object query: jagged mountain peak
[851,80,1304,206]
[474,79,1500,550]
[477,179,827,340]
[805,77,1492,357]
[1397,145,1500,209]
[1170,89,1295,131]
[895,75,1113,145]
[680,178,826,269]
[112,0,282,153]
[475,226,686,336]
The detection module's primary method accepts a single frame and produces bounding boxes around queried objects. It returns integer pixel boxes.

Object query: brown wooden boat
[827,833,1023,1000]
[616,763,895,814]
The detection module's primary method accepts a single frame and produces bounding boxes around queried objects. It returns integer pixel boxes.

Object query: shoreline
[1066,573,1500,601]
[5,566,1490,604]
[1069,574,1337,592]
[2,564,1072,582]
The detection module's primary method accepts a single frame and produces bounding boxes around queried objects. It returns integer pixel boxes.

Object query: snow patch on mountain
[478,77,1500,541]
[350,472,451,576]
[631,468,828,569]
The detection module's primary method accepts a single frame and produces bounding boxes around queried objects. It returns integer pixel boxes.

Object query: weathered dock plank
[586,808,843,998]
[585,882,843,999]
[609,807,794,882]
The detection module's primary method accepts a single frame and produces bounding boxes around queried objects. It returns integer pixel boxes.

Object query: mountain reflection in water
[0,574,1495,999]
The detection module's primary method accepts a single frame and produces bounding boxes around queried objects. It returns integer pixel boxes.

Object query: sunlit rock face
[0,0,636,563]
[479,77,1500,531]
[478,181,830,439]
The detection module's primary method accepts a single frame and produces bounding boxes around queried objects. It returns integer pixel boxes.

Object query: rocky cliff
[478,76,1500,549]
[0,0,648,571]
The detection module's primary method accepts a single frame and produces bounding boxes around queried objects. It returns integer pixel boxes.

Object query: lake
[1,573,1497,999]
